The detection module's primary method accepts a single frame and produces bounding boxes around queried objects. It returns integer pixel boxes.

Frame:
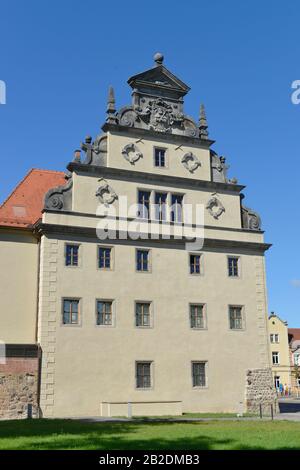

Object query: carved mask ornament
[96,179,118,206]
[121,143,143,164]
[181,152,201,173]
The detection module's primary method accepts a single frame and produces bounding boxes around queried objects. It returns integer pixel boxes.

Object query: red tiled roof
[288,329,300,341]
[0,169,66,228]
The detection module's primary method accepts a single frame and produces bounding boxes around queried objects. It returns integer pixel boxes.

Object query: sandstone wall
[0,355,39,420]
[245,368,277,414]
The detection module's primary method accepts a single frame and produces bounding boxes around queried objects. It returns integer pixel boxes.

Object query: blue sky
[0,0,299,325]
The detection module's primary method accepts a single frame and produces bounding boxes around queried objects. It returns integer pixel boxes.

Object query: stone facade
[0,357,38,420]
[245,368,277,414]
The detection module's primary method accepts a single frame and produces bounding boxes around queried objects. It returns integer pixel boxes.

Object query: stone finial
[106,86,117,124]
[73,149,81,162]
[199,104,209,140]
[154,52,164,66]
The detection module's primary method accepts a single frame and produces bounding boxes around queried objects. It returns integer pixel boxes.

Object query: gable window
[270,334,279,344]
[154,192,167,221]
[96,301,113,326]
[98,247,112,269]
[228,256,239,277]
[190,254,201,275]
[154,147,166,167]
[138,190,151,219]
[136,249,150,272]
[136,302,151,327]
[63,299,79,325]
[192,362,207,387]
[272,351,280,365]
[136,361,152,389]
[190,304,205,329]
[65,244,79,266]
[171,194,183,223]
[229,306,243,330]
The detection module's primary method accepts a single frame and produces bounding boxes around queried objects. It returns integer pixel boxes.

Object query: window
[154,192,167,221]
[270,334,279,344]
[272,352,280,365]
[190,304,205,329]
[154,148,166,167]
[96,301,113,326]
[136,362,152,388]
[65,244,79,266]
[98,247,112,269]
[229,306,243,330]
[136,249,150,272]
[190,254,201,275]
[138,190,151,219]
[274,376,280,389]
[192,362,206,387]
[294,353,300,366]
[136,302,151,327]
[63,299,79,325]
[228,256,239,277]
[171,194,183,223]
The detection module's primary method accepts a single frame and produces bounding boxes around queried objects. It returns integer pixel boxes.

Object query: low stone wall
[245,368,277,414]
[0,348,39,420]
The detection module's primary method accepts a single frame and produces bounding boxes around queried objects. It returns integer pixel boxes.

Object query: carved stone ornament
[181,152,201,173]
[44,177,73,211]
[241,205,261,230]
[121,143,143,164]
[206,196,225,219]
[95,179,118,206]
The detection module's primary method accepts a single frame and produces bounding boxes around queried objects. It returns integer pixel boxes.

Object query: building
[0,54,276,418]
[288,328,300,392]
[268,313,291,391]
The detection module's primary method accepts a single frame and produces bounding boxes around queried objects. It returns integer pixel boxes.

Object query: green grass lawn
[0,419,299,450]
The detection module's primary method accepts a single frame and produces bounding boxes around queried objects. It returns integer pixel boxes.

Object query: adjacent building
[0,54,276,418]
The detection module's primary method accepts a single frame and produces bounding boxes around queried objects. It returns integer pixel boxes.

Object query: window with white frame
[270,334,279,344]
[154,192,167,221]
[294,353,300,366]
[171,194,183,223]
[154,147,166,167]
[272,351,280,365]
[138,190,151,219]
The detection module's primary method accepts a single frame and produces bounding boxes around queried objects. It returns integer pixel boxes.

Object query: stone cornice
[67,163,245,194]
[41,208,264,234]
[35,222,271,253]
[102,122,215,147]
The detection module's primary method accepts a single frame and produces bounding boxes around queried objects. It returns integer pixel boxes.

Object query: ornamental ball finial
[154,52,164,65]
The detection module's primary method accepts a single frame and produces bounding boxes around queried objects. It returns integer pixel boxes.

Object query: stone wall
[0,354,39,420]
[245,368,277,414]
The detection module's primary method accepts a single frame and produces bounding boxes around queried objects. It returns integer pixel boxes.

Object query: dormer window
[154,148,166,167]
